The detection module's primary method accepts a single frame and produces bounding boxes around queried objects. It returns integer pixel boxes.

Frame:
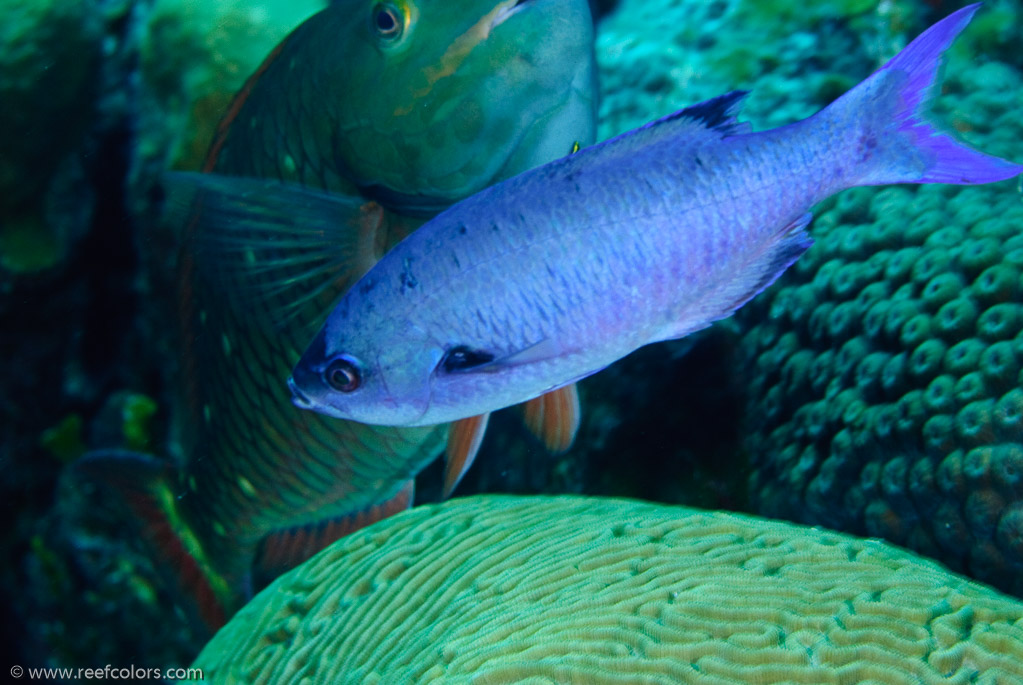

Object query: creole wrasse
[290,4,1021,425]
[72,0,597,631]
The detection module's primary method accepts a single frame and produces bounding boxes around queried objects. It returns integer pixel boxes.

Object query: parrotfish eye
[325,357,362,393]
[371,3,404,40]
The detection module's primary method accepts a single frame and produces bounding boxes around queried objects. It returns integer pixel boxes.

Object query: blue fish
[174,6,1022,434]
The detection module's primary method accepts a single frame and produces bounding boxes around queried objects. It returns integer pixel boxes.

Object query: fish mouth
[491,0,532,29]
[288,376,314,409]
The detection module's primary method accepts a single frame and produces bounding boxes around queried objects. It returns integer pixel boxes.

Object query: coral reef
[7,0,1023,674]
[6,0,326,671]
[196,495,1023,683]
[596,0,901,139]
[135,0,327,175]
[735,8,1023,595]
[0,0,102,273]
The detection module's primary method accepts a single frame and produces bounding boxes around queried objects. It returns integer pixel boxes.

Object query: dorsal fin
[533,91,751,183]
[609,90,751,148]
[649,90,751,136]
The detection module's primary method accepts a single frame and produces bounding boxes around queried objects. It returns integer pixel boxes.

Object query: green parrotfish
[73,0,597,631]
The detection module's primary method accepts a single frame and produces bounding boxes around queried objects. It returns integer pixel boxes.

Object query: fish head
[289,316,444,426]
[323,0,597,211]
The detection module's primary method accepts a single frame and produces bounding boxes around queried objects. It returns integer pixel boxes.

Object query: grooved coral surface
[195,495,1023,684]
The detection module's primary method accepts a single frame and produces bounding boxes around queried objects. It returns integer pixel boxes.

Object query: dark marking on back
[400,257,418,293]
[359,278,378,296]
[672,90,750,135]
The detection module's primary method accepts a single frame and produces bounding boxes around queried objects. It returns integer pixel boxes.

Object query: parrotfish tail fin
[254,480,414,588]
[832,3,1023,187]
[66,451,234,633]
[161,171,385,327]
[522,384,581,454]
[443,413,491,498]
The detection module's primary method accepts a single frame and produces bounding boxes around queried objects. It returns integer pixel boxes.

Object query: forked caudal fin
[824,3,1023,187]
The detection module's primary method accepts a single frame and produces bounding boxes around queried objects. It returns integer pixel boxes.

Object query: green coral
[597,0,916,141]
[195,495,1023,684]
[121,393,158,452]
[736,9,1023,595]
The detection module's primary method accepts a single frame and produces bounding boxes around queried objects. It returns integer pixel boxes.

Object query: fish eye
[325,357,361,393]
[371,3,403,40]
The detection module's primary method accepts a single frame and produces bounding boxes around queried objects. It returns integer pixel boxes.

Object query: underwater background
[3,0,1023,679]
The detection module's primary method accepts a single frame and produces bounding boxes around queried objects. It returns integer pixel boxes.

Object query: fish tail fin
[828,3,1022,187]
[67,451,235,632]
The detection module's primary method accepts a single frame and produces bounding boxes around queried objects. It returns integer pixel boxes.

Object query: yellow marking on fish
[237,476,257,498]
[394,0,521,116]
[571,141,581,154]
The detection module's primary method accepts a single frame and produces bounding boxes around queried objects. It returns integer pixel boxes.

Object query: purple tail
[827,3,1022,186]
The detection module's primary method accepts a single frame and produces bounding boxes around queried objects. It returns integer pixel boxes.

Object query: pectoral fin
[522,383,581,453]
[164,171,387,326]
[443,413,490,498]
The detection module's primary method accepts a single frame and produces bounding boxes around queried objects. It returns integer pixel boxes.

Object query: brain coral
[195,495,1023,684]
[736,44,1023,597]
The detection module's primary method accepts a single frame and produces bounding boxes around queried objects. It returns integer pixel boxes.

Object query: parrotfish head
[319,0,596,211]
[289,318,444,426]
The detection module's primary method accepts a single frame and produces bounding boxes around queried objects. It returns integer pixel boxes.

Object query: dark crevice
[78,122,139,388]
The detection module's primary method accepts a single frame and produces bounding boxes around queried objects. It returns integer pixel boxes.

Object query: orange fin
[67,451,232,632]
[522,383,581,453]
[254,480,414,585]
[443,413,490,498]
